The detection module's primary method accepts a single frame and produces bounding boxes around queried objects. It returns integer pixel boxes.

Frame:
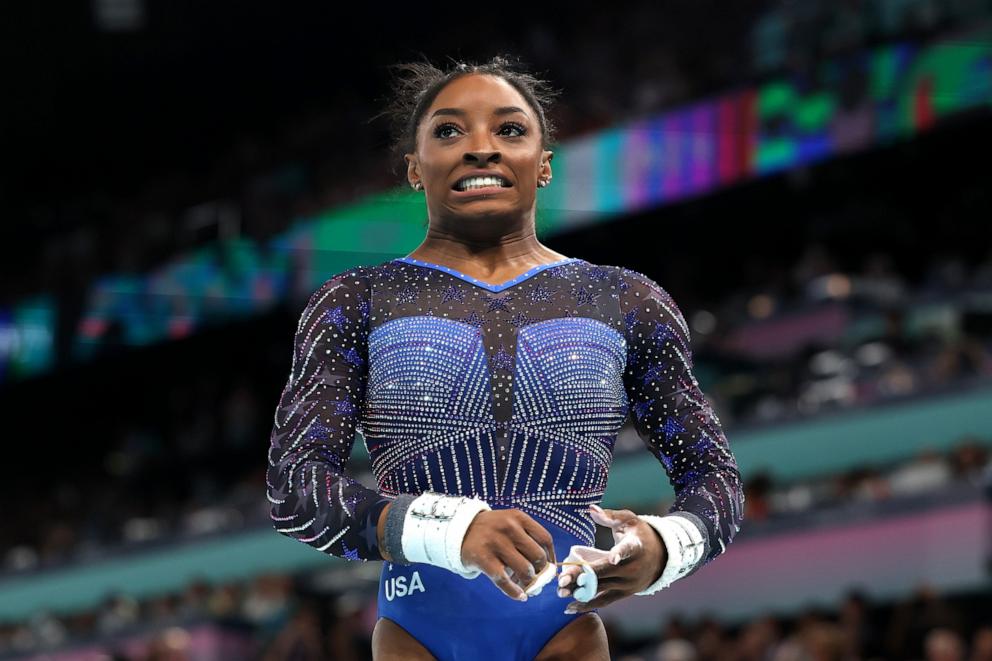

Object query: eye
[498,121,527,137]
[432,121,528,140]
[433,122,461,139]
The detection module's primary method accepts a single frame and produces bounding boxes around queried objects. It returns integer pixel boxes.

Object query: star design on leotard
[662,416,688,442]
[483,293,514,313]
[528,282,554,302]
[633,398,654,422]
[546,265,571,279]
[623,309,639,334]
[318,449,345,472]
[573,286,600,308]
[461,310,485,328]
[617,270,632,292]
[305,420,333,442]
[650,322,675,345]
[341,542,360,561]
[334,398,356,416]
[689,433,714,453]
[441,285,465,304]
[509,312,533,328]
[338,346,364,369]
[396,284,420,305]
[491,344,514,372]
[641,362,668,386]
[323,305,348,331]
[587,266,611,282]
[675,468,703,489]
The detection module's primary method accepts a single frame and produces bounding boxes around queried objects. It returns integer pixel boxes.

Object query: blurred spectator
[887,450,954,497]
[971,626,992,661]
[885,584,965,660]
[97,593,141,637]
[950,440,991,485]
[926,627,966,661]
[744,471,773,522]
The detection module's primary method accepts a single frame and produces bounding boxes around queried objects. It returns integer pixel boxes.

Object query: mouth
[451,174,513,193]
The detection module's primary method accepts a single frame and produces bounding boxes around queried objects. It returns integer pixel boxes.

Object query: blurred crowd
[12,0,987,351]
[739,437,990,526]
[2,573,990,660]
[617,586,992,661]
[671,243,992,427]
[12,0,767,309]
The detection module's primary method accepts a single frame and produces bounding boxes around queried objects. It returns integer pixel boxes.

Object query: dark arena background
[2,1,992,659]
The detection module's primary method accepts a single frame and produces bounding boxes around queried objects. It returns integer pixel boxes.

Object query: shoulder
[609,265,690,334]
[302,264,376,317]
[316,264,376,294]
[589,263,677,304]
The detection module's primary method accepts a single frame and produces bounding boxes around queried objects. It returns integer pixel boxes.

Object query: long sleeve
[266,268,391,561]
[617,267,744,580]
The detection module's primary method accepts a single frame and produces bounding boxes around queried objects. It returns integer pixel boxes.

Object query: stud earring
[412,182,423,191]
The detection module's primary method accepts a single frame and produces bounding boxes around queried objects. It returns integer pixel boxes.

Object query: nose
[463,150,501,165]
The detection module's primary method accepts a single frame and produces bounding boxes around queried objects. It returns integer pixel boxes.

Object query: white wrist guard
[635,514,707,595]
[400,492,491,579]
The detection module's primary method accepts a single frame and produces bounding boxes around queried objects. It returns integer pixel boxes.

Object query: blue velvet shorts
[376,514,594,661]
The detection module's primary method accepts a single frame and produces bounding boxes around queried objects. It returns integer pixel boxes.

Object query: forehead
[427,74,531,117]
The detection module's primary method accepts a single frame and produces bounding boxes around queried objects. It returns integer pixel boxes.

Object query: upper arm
[267,268,389,560]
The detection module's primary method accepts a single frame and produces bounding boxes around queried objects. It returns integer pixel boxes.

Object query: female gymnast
[266,55,744,660]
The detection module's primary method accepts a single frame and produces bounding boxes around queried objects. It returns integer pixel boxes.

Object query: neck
[409,228,565,271]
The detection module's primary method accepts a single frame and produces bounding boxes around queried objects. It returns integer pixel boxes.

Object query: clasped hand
[460,505,667,611]
[557,504,667,613]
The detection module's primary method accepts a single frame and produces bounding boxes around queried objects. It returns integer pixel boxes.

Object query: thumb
[589,503,634,529]
[607,529,644,565]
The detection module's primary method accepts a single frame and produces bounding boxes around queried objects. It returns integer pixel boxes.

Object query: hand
[558,504,667,613]
[460,509,557,602]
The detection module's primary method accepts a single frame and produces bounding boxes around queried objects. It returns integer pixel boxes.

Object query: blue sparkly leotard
[267,256,744,661]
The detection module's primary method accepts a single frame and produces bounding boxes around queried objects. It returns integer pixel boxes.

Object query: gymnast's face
[406,73,553,229]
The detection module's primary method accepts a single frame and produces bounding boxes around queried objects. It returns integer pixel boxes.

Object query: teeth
[458,176,506,191]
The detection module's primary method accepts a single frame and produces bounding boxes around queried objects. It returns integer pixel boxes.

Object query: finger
[508,524,551,573]
[566,589,625,614]
[518,515,556,566]
[496,545,537,592]
[558,564,583,585]
[556,565,583,598]
[478,557,528,602]
[560,573,630,598]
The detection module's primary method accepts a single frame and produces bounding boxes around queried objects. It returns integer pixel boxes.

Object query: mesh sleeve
[266,268,390,561]
[618,267,744,575]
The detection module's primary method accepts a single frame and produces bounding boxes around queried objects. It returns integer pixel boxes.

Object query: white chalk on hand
[561,545,612,602]
[524,561,559,597]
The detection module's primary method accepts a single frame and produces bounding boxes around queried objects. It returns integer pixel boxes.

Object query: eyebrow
[429,106,529,120]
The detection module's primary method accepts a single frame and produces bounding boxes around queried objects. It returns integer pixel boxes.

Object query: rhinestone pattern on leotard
[266,257,744,575]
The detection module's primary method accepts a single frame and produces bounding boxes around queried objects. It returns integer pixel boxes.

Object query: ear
[405,153,421,189]
[540,150,553,180]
